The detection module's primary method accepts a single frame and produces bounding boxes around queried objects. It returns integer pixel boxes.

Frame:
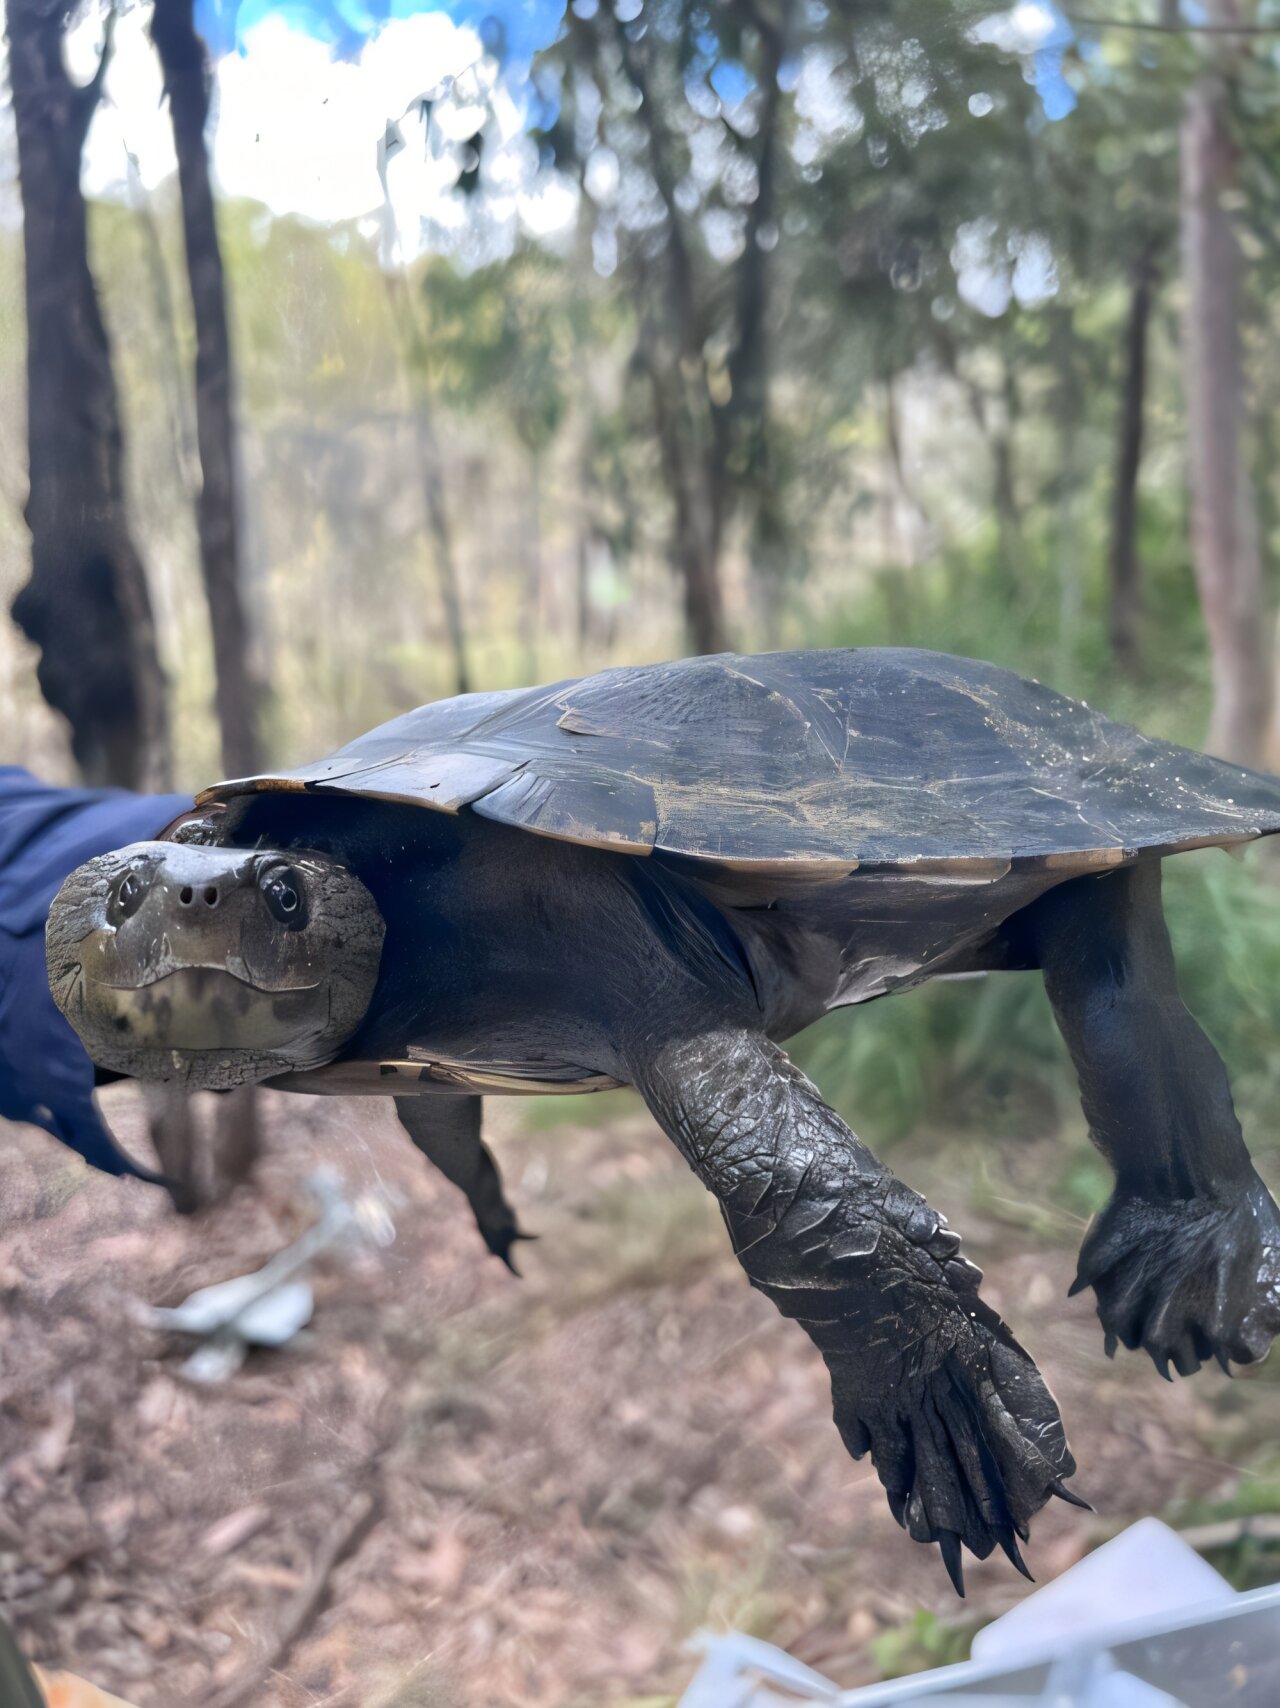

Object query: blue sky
[193,0,1078,127]
[196,0,566,64]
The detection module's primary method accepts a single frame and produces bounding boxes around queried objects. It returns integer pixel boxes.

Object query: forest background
[3,0,1280,1701]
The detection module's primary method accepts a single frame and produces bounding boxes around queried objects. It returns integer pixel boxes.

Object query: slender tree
[7,4,170,790]
[541,0,796,655]
[1107,247,1157,676]
[151,0,263,1191]
[1180,1,1271,764]
[152,0,262,775]
[385,272,472,697]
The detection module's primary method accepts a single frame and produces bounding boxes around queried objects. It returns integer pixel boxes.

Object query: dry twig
[200,1488,380,1708]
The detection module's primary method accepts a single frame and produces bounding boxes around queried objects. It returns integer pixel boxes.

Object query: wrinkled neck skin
[208,794,766,1084]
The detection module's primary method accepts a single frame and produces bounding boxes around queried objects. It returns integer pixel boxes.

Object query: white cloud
[950,217,1059,316]
[71,5,178,198]
[65,4,576,260]
[971,3,1057,55]
[1011,231,1058,307]
[215,13,484,229]
[951,216,1012,318]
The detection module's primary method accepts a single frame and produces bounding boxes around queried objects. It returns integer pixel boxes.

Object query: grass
[556,1173,725,1301]
[1165,1454,1280,1591]
[870,1608,986,1679]
[790,844,1280,1195]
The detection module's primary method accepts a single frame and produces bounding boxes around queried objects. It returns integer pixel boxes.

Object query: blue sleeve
[0,772,192,1180]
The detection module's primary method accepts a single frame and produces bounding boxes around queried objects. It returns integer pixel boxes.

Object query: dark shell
[199,649,1280,871]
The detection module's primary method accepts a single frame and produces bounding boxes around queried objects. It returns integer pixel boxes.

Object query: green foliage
[789,526,1280,1162]
[822,504,1209,744]
[414,246,600,453]
[794,846,1280,1166]
[1168,1454,1280,1592]
[870,1607,982,1678]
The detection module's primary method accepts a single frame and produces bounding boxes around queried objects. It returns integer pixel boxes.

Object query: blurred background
[2,0,1280,1703]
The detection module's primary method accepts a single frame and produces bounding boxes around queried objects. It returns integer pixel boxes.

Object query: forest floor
[1,1084,1277,1708]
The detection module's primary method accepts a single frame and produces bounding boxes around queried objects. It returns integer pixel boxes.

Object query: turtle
[46,647,1280,1593]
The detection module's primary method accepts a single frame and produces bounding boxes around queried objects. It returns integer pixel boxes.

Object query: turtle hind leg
[632,1026,1082,1593]
[1070,1178,1280,1375]
[1021,859,1280,1376]
[394,1095,533,1273]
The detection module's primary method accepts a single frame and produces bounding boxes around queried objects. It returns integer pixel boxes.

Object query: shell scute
[199,649,1280,872]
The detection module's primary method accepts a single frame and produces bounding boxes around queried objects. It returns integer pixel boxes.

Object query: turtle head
[47,841,385,1090]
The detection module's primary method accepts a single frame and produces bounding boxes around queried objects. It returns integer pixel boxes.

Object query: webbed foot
[1072,1173,1280,1376]
[824,1251,1083,1594]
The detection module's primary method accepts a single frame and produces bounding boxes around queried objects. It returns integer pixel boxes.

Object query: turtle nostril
[203,885,218,906]
[179,885,194,905]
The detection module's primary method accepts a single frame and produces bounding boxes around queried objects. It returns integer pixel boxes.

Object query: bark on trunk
[383,274,471,695]
[152,0,261,776]
[646,351,726,655]
[152,0,263,1194]
[1054,310,1084,681]
[521,451,543,684]
[991,361,1025,597]
[614,25,728,656]
[1180,54,1272,765]
[412,403,471,696]
[1108,248,1156,675]
[7,4,170,790]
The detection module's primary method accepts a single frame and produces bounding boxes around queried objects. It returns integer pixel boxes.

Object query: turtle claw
[937,1530,965,1598]
[1049,1477,1093,1513]
[825,1302,1076,1597]
[997,1527,1034,1582]
[484,1225,538,1274]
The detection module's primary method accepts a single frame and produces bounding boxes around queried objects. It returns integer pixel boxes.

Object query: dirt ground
[0,1085,1276,1708]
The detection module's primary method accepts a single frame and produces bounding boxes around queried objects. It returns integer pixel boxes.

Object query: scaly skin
[395,1095,535,1273]
[1072,1173,1280,1377]
[1025,861,1280,1380]
[633,1028,1083,1593]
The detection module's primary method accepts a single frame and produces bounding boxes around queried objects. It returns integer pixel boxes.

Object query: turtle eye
[108,868,147,925]
[260,865,307,928]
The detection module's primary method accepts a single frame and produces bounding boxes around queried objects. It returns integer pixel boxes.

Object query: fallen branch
[200,1488,380,1708]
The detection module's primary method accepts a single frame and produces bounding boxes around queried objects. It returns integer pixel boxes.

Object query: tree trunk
[7,4,170,790]
[152,0,262,776]
[991,360,1025,598]
[383,275,471,695]
[152,0,262,1199]
[646,353,726,654]
[613,29,728,656]
[1180,47,1272,765]
[677,514,726,657]
[521,450,543,685]
[1054,310,1084,682]
[1108,247,1156,675]
[412,402,471,696]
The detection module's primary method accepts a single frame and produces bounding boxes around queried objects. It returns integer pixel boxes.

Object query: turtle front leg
[395,1096,534,1272]
[633,1027,1081,1592]
[1024,861,1280,1376]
